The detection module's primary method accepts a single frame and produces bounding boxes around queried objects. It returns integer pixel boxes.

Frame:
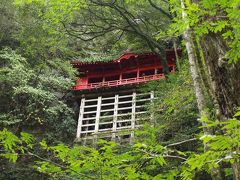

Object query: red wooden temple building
[72,49,180,143]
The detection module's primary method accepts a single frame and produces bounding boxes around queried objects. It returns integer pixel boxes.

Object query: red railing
[73,74,165,90]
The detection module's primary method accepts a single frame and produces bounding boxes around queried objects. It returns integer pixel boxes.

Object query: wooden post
[76,98,85,139]
[93,96,102,145]
[150,91,155,126]
[95,96,102,134]
[112,94,119,140]
[130,92,136,144]
[119,73,122,85]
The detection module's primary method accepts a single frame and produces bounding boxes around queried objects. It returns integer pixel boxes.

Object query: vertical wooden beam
[150,91,154,101]
[95,96,102,134]
[119,73,122,81]
[119,73,122,85]
[93,96,102,145]
[150,91,156,126]
[130,92,136,144]
[112,94,119,140]
[76,98,85,139]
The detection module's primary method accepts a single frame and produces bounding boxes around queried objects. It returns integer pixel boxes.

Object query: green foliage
[0,48,76,141]
[0,0,18,49]
[139,62,199,145]
[78,52,119,63]
[13,1,71,59]
[0,128,33,163]
[0,129,176,179]
[4,111,239,180]
[15,0,172,56]
[180,111,240,179]
[169,0,240,64]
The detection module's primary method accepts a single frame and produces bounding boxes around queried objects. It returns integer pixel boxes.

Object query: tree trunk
[200,32,240,180]
[180,0,209,131]
[200,33,240,119]
[192,34,213,100]
[173,37,181,71]
[180,1,223,179]
[232,162,240,180]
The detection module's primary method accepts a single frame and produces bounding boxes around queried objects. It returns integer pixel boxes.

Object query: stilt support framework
[75,91,154,143]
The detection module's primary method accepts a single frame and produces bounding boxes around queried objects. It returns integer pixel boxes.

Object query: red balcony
[73,73,172,90]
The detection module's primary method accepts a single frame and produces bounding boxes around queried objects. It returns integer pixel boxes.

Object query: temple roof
[71,49,182,75]
[71,52,154,66]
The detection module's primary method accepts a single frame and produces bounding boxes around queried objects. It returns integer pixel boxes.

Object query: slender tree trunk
[173,37,181,71]
[180,1,223,179]
[180,0,208,128]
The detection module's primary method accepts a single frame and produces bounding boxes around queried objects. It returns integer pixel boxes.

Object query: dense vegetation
[0,0,240,179]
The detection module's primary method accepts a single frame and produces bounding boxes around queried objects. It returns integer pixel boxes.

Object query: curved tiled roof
[71,52,155,66]
[71,50,181,69]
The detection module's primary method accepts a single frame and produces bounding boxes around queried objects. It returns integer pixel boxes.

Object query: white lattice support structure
[75,91,154,142]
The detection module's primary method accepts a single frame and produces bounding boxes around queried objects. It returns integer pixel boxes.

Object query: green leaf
[156,156,166,166]
[20,132,34,145]
[234,111,240,117]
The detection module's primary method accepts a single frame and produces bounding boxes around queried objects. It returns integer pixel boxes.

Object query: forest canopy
[0,0,240,179]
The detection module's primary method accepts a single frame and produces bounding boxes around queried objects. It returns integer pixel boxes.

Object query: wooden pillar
[150,91,155,126]
[120,73,122,80]
[95,96,102,133]
[76,98,85,139]
[137,68,140,78]
[130,92,136,144]
[119,73,122,85]
[112,94,119,140]
[94,96,102,143]
[150,91,154,101]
